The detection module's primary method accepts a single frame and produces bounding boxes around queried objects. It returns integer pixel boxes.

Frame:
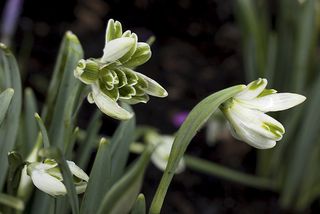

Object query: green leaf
[24,88,39,155]
[291,0,316,92]
[131,194,146,214]
[34,113,50,149]
[7,151,25,195]
[0,88,14,126]
[0,44,22,189]
[97,145,153,214]
[280,66,320,207]
[149,85,245,214]
[42,31,84,150]
[109,103,135,183]
[80,138,112,214]
[77,110,102,169]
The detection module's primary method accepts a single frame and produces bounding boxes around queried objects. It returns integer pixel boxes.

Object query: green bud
[106,19,123,42]
[74,59,99,84]
[123,42,151,68]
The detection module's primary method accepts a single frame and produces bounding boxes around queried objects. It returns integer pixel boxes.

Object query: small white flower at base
[220,78,306,149]
[27,159,89,197]
[151,135,185,174]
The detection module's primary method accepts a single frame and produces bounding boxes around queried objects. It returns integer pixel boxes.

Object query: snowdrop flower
[74,19,167,120]
[27,159,89,197]
[150,135,185,174]
[220,78,306,149]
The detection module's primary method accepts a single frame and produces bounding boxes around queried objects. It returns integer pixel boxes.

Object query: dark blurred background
[0,0,308,213]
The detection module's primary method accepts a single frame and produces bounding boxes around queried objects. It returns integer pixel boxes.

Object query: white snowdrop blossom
[74,19,167,120]
[151,135,185,174]
[220,78,306,149]
[27,159,89,197]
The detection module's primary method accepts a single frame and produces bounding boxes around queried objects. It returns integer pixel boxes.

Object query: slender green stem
[130,142,276,191]
[0,193,24,211]
[185,155,277,191]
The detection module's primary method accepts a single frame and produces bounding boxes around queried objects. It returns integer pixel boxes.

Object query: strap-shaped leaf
[109,103,135,183]
[43,31,84,150]
[80,138,112,214]
[7,151,25,195]
[0,88,14,126]
[97,145,153,214]
[23,88,39,156]
[0,44,22,189]
[77,110,102,169]
[131,194,146,214]
[34,113,50,148]
[149,85,245,214]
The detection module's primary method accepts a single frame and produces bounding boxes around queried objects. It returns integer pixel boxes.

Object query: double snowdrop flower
[74,19,167,120]
[220,78,306,149]
[27,159,89,197]
[149,134,185,174]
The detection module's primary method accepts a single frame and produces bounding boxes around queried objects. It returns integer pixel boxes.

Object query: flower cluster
[220,78,306,149]
[27,159,89,197]
[74,19,167,120]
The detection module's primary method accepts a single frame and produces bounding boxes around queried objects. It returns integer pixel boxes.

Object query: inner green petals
[262,122,284,138]
[248,78,266,90]
[258,89,277,97]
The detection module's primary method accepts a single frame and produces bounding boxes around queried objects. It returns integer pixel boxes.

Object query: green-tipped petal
[105,19,123,42]
[121,94,150,105]
[102,38,135,63]
[119,33,138,63]
[235,78,267,100]
[136,72,168,97]
[74,59,100,84]
[123,42,151,68]
[67,161,89,182]
[91,84,133,120]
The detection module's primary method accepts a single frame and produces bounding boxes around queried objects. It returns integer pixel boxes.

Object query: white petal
[67,161,89,182]
[235,78,267,100]
[151,136,185,174]
[101,37,135,63]
[238,93,306,112]
[91,84,133,120]
[75,182,87,194]
[135,72,168,97]
[31,170,66,196]
[232,120,276,149]
[229,103,284,140]
[223,105,282,149]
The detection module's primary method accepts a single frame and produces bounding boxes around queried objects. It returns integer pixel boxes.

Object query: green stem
[0,193,24,211]
[185,155,277,191]
[130,142,276,191]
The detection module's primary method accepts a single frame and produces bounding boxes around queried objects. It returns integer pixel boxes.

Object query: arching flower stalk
[74,19,167,120]
[220,78,306,149]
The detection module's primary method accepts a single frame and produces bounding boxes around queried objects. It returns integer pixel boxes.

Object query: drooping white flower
[27,159,89,197]
[220,78,306,149]
[150,135,185,174]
